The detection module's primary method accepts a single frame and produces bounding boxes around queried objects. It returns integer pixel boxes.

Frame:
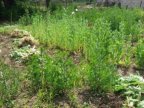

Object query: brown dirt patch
[0,34,35,107]
[0,34,13,64]
[0,34,24,68]
[117,63,144,77]
[78,89,123,108]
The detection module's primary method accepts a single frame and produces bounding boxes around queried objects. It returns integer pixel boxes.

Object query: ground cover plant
[1,6,144,107]
[0,61,20,107]
[115,74,144,107]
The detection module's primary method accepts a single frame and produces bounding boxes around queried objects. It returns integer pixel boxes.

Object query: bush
[75,7,142,35]
[136,40,144,68]
[88,63,117,93]
[28,53,79,100]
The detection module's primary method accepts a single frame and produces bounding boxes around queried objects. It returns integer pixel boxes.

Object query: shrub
[85,19,117,92]
[88,63,117,93]
[28,53,79,100]
[75,7,142,35]
[136,40,144,68]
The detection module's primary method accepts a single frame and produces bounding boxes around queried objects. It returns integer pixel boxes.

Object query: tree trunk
[46,0,51,8]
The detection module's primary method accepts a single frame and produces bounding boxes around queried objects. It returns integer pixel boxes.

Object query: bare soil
[0,34,24,68]
[0,34,13,65]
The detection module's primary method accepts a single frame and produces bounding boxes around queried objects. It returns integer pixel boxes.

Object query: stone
[96,0,144,8]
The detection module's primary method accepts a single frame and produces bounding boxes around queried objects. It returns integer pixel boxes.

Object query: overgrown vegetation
[1,6,144,107]
[0,61,20,107]
[115,75,144,107]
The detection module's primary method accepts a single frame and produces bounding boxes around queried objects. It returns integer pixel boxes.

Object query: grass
[20,7,143,100]
[0,61,20,107]
[26,16,118,92]
[20,6,144,98]
[1,6,144,107]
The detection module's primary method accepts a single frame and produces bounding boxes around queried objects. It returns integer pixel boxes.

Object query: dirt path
[0,34,13,64]
[0,34,25,68]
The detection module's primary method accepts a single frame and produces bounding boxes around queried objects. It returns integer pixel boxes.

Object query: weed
[10,46,40,62]
[136,39,144,68]
[28,53,80,100]
[19,6,144,95]
[115,74,144,107]
[4,6,144,107]
[0,61,20,107]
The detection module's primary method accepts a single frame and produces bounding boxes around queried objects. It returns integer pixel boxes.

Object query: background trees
[0,0,89,21]
[0,0,38,20]
[3,0,15,8]
[46,0,51,8]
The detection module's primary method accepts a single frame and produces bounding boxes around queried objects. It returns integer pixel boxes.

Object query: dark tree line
[3,0,15,8]
[2,0,51,8]
[46,0,51,8]
[0,0,51,20]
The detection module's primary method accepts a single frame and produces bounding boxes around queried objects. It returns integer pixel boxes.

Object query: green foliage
[115,75,144,107]
[0,0,40,21]
[88,63,117,92]
[76,7,142,35]
[4,6,143,106]
[10,46,40,62]
[48,0,63,12]
[28,53,80,100]
[136,39,144,68]
[0,61,20,107]
[19,7,144,95]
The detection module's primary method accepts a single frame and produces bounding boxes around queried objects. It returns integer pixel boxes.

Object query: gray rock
[96,0,144,8]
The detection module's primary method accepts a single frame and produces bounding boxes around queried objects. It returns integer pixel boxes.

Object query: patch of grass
[88,63,117,93]
[136,39,144,68]
[0,25,18,34]
[0,61,20,107]
[19,7,144,95]
[6,6,144,107]
[28,53,80,100]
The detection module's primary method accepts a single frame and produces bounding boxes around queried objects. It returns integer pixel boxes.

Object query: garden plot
[1,7,144,108]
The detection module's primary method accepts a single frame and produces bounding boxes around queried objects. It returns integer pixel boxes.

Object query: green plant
[136,39,144,68]
[88,63,117,93]
[28,53,80,100]
[115,75,144,107]
[17,6,144,105]
[0,61,20,107]
[10,46,40,62]
[20,7,144,93]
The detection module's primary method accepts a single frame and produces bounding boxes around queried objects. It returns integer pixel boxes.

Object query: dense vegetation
[1,4,144,107]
